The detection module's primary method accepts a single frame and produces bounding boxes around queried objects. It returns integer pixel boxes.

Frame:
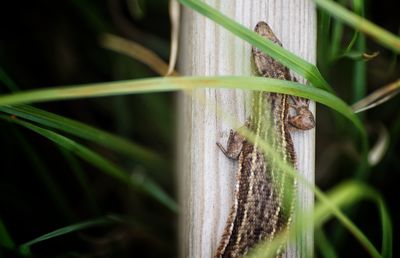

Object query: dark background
[0,0,399,257]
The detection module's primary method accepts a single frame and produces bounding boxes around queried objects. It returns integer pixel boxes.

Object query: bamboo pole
[178,1,316,257]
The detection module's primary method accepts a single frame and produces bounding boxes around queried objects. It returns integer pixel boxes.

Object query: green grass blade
[177,0,332,92]
[1,115,178,213]
[19,217,113,255]
[343,0,364,54]
[349,0,368,180]
[314,181,392,258]
[340,0,367,103]
[0,77,362,133]
[18,214,149,255]
[315,0,400,53]
[317,8,332,74]
[0,105,164,168]
[1,69,77,221]
[352,32,367,104]
[328,0,345,61]
[315,227,339,258]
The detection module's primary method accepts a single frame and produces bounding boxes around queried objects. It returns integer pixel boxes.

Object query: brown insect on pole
[177,1,316,257]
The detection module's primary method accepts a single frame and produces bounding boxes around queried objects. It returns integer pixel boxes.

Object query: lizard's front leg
[216,123,248,160]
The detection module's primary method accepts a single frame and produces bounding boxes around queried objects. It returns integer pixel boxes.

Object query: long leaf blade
[0,115,178,213]
[0,105,164,168]
[0,77,362,134]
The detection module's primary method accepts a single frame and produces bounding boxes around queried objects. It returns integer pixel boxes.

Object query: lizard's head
[289,105,315,130]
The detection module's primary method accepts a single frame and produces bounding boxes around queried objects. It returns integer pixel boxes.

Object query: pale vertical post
[177,1,316,257]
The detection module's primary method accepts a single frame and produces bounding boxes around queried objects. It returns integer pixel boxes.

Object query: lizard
[215,21,315,258]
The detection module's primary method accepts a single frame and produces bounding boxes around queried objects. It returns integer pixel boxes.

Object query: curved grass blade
[19,217,114,255]
[167,0,180,75]
[351,79,400,113]
[0,77,362,133]
[0,105,164,168]
[314,181,392,258]
[0,115,178,213]
[315,0,400,53]
[329,12,344,61]
[339,0,364,56]
[317,7,332,74]
[350,0,367,104]
[18,214,150,255]
[315,227,339,258]
[177,0,332,92]
[101,34,177,76]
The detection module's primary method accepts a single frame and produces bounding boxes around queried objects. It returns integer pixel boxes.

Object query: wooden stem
[178,1,316,257]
